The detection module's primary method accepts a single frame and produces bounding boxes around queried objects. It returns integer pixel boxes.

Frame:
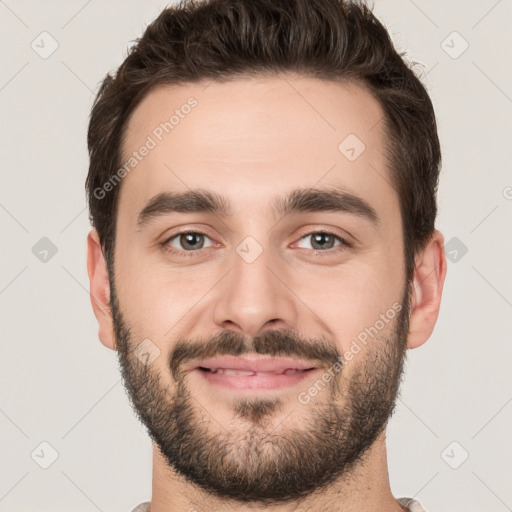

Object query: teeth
[209,368,305,376]
[215,369,256,376]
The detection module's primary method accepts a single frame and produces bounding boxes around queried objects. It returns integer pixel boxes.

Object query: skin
[87,75,447,511]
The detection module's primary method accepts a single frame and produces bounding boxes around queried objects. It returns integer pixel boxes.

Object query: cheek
[115,252,215,341]
[292,261,404,354]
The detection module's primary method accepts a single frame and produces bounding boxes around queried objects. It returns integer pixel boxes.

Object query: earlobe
[86,229,116,350]
[406,230,447,349]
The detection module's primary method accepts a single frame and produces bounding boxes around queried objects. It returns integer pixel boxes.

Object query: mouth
[198,367,308,376]
[190,356,321,391]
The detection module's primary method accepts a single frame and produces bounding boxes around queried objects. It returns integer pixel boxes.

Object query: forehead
[118,75,397,224]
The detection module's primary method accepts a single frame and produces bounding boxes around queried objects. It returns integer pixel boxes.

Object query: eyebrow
[136,187,379,229]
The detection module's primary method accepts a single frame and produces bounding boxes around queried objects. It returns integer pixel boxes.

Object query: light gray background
[1,1,511,511]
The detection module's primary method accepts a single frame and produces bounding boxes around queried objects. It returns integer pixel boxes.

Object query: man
[85,0,446,510]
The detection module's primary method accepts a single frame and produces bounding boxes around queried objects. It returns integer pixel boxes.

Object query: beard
[109,276,410,506]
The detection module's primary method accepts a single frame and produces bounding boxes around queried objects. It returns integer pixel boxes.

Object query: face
[109,75,410,504]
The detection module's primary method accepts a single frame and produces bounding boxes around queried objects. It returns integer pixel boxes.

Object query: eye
[160,229,350,258]
[295,231,349,252]
[162,231,214,254]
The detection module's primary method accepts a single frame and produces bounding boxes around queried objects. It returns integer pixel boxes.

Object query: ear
[86,229,116,350]
[407,230,447,349]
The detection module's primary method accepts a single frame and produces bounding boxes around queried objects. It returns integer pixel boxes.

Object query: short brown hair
[86,0,441,283]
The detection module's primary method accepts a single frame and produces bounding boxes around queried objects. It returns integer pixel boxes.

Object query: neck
[148,431,406,512]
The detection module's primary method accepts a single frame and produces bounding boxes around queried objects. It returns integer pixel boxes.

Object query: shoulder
[397,497,428,512]
[130,502,150,512]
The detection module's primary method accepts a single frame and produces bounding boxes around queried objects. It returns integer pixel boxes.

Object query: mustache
[169,328,342,380]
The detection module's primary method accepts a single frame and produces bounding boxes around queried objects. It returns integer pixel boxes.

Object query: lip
[193,356,318,373]
[190,356,321,391]
[195,367,319,391]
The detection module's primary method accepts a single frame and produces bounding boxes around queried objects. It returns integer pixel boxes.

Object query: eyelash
[160,229,351,258]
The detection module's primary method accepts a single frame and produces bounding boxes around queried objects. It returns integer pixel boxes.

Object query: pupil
[182,233,203,250]
[312,233,333,250]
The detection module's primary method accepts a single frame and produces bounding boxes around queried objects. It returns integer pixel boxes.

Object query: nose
[212,246,299,338]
